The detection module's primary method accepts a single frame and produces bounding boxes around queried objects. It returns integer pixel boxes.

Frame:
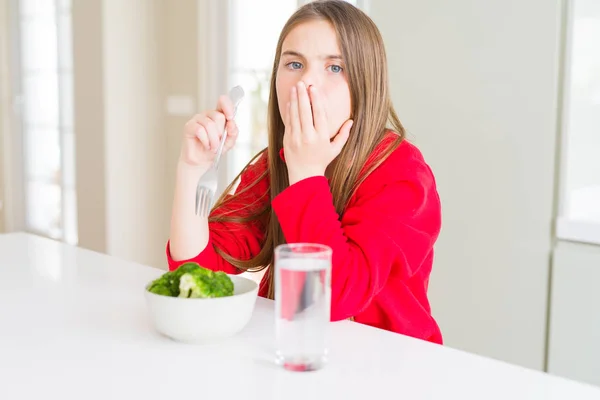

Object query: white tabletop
[1,232,599,400]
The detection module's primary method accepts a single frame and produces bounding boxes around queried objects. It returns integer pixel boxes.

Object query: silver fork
[195,85,245,216]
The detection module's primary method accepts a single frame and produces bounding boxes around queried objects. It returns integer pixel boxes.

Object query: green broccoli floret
[178,268,234,299]
[147,274,173,296]
[147,263,234,298]
[147,282,172,296]
[148,262,203,296]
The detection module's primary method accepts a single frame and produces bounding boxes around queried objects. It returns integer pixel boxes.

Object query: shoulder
[349,131,441,235]
[364,131,438,188]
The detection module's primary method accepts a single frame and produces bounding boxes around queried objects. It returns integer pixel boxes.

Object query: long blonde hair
[211,0,405,299]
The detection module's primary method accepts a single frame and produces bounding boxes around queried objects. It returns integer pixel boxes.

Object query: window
[227,0,298,179]
[15,0,77,244]
[556,0,600,245]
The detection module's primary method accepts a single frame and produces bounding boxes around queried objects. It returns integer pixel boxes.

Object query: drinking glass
[274,243,332,371]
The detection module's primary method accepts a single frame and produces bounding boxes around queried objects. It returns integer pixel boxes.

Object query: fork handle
[212,86,244,169]
[213,126,228,169]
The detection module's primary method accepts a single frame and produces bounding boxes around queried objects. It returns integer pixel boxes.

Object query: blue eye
[328,65,343,73]
[286,61,303,70]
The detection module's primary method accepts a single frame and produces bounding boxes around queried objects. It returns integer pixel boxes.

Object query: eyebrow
[281,50,343,61]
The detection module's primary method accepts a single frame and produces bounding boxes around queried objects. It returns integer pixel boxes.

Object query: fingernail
[291,86,297,95]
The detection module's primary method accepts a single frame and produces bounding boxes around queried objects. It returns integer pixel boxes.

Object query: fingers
[296,81,314,133]
[206,110,228,151]
[285,101,291,128]
[206,110,226,129]
[331,119,353,157]
[308,85,327,134]
[207,109,239,152]
[282,101,291,148]
[289,85,301,140]
[217,95,235,120]
[223,119,239,151]
[185,117,208,149]
[202,117,220,152]
[195,125,210,149]
[190,113,222,153]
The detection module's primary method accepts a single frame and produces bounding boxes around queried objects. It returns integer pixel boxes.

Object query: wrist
[288,169,325,186]
[177,159,211,178]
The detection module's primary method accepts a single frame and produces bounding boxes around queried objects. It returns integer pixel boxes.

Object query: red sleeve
[271,146,441,321]
[166,155,269,273]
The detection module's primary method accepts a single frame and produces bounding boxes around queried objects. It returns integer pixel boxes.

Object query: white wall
[0,0,7,233]
[370,0,563,370]
[71,0,201,269]
[72,0,107,253]
[161,0,200,222]
[548,240,600,387]
[0,0,23,235]
[102,0,166,268]
[73,0,169,268]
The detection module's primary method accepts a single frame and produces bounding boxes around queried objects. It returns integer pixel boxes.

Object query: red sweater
[166,132,443,344]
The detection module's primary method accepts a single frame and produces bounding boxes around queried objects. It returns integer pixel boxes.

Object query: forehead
[281,19,341,56]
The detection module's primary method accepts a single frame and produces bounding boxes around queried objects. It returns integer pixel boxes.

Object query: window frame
[555,0,600,246]
[4,0,77,243]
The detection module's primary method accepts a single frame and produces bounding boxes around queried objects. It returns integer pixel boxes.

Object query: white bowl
[144,274,259,343]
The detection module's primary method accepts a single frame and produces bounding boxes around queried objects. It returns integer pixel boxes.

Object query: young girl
[167,0,443,344]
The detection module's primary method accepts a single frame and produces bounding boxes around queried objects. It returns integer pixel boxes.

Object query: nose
[300,66,321,89]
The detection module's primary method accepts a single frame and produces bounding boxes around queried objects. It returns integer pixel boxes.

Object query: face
[276,20,352,139]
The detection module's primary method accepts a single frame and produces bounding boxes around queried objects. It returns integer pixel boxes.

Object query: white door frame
[0,0,25,233]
